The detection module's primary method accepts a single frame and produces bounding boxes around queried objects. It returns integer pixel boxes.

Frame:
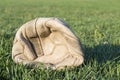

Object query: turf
[0,0,120,80]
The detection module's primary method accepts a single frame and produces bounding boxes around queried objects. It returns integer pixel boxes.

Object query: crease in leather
[35,18,44,56]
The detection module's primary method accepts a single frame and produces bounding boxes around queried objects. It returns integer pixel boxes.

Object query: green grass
[0,0,120,80]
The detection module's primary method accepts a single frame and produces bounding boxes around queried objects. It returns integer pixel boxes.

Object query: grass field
[0,0,120,80]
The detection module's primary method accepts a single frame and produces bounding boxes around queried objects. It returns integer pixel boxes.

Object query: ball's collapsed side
[12,18,84,69]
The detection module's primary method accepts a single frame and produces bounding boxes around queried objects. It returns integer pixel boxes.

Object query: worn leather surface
[12,18,84,69]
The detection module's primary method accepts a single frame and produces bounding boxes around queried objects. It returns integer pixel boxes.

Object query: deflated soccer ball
[12,18,84,69]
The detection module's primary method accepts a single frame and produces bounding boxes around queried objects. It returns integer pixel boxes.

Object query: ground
[0,0,120,80]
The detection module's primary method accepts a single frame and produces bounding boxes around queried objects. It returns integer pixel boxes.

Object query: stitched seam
[73,57,77,66]
[54,54,70,65]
